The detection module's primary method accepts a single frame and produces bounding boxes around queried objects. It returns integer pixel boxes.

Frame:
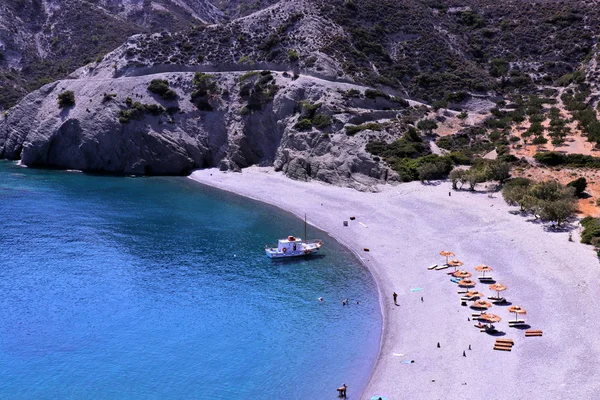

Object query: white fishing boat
[265,215,323,259]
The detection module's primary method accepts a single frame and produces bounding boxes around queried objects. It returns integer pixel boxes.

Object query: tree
[417,119,438,135]
[538,199,576,227]
[485,161,511,184]
[465,169,486,191]
[502,185,530,210]
[449,169,466,190]
[567,177,587,198]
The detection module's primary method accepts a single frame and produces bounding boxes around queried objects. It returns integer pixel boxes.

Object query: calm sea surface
[0,161,381,399]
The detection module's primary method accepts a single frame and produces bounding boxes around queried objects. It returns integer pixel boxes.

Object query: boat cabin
[278,236,302,252]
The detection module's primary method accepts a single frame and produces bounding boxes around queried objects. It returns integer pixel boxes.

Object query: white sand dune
[190,167,600,400]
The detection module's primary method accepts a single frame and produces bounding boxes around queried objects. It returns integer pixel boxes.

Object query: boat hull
[265,248,321,259]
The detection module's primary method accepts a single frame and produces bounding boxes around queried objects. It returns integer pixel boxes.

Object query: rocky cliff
[0,66,416,188]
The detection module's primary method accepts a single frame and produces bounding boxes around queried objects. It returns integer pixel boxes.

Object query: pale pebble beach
[189,167,600,400]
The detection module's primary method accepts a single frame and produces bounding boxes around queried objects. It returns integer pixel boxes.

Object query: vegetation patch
[118,101,165,123]
[502,178,576,226]
[147,79,177,100]
[534,152,600,168]
[57,91,75,108]
[191,73,220,111]
[239,70,278,112]
[346,122,382,136]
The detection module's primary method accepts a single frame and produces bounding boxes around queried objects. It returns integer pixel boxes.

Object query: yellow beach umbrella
[474,264,493,278]
[508,305,527,322]
[448,259,464,271]
[471,299,492,309]
[453,270,472,279]
[440,250,455,264]
[489,283,507,299]
[458,278,476,287]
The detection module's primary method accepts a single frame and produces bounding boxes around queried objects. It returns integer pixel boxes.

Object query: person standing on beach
[393,292,398,305]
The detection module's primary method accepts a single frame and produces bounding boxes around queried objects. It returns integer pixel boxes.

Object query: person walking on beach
[393,292,398,305]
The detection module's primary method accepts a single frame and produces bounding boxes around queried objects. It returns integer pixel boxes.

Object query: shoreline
[189,167,600,399]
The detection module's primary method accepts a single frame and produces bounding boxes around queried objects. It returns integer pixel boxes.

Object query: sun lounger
[450,278,460,283]
[457,290,467,294]
[525,330,543,337]
[479,275,494,280]
[472,313,482,317]
[435,264,450,270]
[494,343,513,349]
[495,339,514,345]
[508,320,526,325]
[474,322,486,329]
[493,346,512,351]
[428,264,438,270]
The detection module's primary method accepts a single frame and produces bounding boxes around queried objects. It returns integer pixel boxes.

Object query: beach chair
[525,330,543,337]
[428,264,438,270]
[450,278,460,283]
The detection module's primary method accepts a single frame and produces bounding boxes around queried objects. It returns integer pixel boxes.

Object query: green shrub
[57,91,75,108]
[147,79,177,100]
[364,89,390,100]
[287,49,299,62]
[567,177,587,198]
[346,122,382,136]
[580,217,600,244]
[295,119,312,130]
[312,114,332,129]
[534,151,566,166]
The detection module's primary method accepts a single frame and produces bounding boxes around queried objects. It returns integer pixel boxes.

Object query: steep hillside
[0,0,223,110]
[3,0,600,189]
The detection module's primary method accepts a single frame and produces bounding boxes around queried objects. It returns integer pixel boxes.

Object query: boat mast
[304,213,307,241]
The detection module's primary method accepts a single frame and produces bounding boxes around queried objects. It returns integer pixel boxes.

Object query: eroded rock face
[0,70,403,189]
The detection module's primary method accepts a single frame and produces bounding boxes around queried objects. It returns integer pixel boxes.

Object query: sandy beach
[190,167,600,400]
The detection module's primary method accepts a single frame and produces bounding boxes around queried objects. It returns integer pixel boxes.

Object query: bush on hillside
[57,91,75,108]
[147,79,177,100]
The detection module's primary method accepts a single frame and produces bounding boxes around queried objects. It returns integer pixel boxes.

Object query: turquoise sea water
[0,161,381,399]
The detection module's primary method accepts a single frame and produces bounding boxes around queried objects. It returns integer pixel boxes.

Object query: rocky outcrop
[0,69,409,189]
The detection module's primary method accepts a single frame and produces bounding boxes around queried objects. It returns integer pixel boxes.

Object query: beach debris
[318,297,323,302]
[439,250,455,264]
[359,222,368,228]
[392,353,404,357]
[343,221,348,227]
[410,287,423,292]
